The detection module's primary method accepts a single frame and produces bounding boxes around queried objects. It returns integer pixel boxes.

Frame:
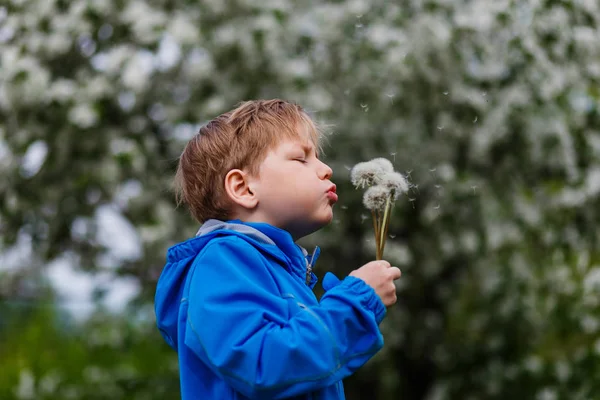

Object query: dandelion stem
[379,195,392,258]
[377,210,383,259]
[372,210,380,260]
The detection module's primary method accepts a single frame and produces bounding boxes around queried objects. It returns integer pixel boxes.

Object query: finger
[379,260,391,268]
[385,293,397,307]
[389,266,401,280]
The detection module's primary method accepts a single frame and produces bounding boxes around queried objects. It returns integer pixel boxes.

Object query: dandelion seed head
[380,171,409,200]
[350,161,385,188]
[371,157,394,172]
[363,185,390,212]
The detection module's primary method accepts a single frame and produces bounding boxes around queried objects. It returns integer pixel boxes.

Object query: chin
[289,220,331,240]
[312,214,334,232]
[287,209,335,239]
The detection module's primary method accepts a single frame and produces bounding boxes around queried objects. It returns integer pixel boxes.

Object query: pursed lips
[326,184,338,203]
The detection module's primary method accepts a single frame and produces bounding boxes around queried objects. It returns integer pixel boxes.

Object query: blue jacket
[154,219,386,400]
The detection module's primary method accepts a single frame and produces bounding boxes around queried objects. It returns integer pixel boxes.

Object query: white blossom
[48,79,76,102]
[45,32,72,55]
[20,140,48,178]
[184,48,215,79]
[121,1,166,44]
[121,51,154,92]
[583,267,600,293]
[156,35,182,71]
[167,13,200,45]
[68,104,98,128]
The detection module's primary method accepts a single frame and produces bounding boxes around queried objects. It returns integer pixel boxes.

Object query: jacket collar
[196,219,320,287]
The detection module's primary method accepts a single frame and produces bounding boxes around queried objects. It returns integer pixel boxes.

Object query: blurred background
[2,0,600,399]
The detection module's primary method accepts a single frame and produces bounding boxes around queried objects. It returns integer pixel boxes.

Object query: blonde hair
[175,99,322,223]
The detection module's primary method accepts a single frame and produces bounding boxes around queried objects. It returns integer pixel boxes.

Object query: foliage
[2,0,600,399]
[0,301,179,399]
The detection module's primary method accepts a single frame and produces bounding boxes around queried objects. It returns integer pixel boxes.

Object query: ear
[224,169,258,209]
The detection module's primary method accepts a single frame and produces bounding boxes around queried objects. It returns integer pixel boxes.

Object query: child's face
[250,136,337,240]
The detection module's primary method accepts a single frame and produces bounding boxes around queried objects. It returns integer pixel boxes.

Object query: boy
[155,99,401,399]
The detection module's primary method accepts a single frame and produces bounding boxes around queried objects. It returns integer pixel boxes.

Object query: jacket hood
[154,219,320,350]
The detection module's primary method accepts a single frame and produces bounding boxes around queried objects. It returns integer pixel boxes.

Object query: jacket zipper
[305,247,318,285]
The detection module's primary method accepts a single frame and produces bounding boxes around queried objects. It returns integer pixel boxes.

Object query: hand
[350,260,401,307]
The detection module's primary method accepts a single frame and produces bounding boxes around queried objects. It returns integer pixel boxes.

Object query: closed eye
[294,158,307,164]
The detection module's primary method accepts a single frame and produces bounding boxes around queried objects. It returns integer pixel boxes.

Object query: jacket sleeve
[184,237,386,399]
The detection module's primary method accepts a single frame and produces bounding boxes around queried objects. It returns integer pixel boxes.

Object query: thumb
[322,272,341,291]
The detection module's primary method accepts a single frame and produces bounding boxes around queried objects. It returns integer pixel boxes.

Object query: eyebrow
[299,143,319,158]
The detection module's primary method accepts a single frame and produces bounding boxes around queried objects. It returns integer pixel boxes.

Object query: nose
[318,160,333,180]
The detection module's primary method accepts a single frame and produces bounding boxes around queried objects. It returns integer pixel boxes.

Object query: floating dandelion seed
[429,167,437,172]
[411,183,419,194]
[437,126,444,130]
[434,203,440,210]
[408,197,416,208]
[344,165,351,171]
[482,91,487,97]
[443,91,449,95]
[390,152,397,161]
[389,234,396,239]
[471,185,478,194]
[341,205,348,210]
[435,184,442,189]
[473,116,478,123]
